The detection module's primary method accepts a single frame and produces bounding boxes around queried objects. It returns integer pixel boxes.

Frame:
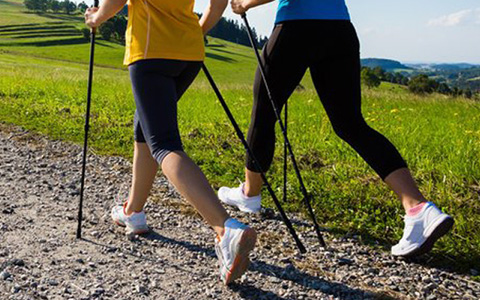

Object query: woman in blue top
[220,0,454,258]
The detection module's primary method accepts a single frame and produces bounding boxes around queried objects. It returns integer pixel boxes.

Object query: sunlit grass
[1,0,479,274]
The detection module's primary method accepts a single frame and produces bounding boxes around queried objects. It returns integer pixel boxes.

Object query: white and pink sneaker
[111,202,150,235]
[218,183,261,214]
[392,202,454,257]
[215,218,257,285]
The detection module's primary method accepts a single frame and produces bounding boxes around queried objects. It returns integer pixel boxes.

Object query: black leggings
[129,59,202,164]
[246,20,407,180]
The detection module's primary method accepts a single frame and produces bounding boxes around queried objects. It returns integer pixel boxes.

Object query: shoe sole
[114,220,150,235]
[402,216,454,258]
[224,227,257,285]
[221,201,260,214]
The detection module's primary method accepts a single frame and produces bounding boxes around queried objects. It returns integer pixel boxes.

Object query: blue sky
[80,0,480,64]
[193,0,480,64]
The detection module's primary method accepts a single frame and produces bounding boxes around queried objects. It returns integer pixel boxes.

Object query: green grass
[1,0,480,274]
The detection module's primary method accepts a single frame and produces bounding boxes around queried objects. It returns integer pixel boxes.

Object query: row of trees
[408,74,475,98]
[361,67,477,99]
[361,67,410,88]
[198,14,267,48]
[24,0,87,14]
[97,15,127,43]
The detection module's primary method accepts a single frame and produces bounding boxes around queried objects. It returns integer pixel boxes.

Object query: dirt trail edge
[0,124,478,300]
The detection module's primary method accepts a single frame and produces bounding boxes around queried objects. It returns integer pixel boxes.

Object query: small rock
[2,208,14,214]
[423,282,437,292]
[1,271,11,280]
[75,258,85,264]
[136,284,148,294]
[426,294,437,300]
[11,258,25,266]
[422,275,432,283]
[48,279,59,286]
[93,287,105,296]
[261,208,275,219]
[338,258,353,265]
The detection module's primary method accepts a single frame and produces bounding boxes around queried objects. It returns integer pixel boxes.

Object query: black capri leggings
[129,59,202,164]
[245,20,407,180]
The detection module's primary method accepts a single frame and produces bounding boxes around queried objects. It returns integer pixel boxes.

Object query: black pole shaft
[283,102,287,203]
[241,14,326,248]
[202,64,306,254]
[77,4,98,239]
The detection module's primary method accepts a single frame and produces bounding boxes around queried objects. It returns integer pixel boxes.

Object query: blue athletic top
[275,0,350,23]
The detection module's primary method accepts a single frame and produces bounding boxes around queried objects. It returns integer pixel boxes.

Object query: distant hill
[361,58,411,71]
[407,63,480,71]
[432,63,479,71]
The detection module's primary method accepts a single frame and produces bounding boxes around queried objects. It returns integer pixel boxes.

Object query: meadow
[1,0,479,274]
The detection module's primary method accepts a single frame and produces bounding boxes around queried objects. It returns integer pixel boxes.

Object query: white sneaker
[215,218,257,285]
[391,202,454,257]
[111,202,150,235]
[218,183,261,213]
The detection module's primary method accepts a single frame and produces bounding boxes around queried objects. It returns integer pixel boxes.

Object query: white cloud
[428,8,480,27]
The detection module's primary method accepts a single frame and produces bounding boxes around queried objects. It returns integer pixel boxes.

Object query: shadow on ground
[206,52,236,63]
[34,12,84,22]
[82,229,393,300]
[0,25,75,33]
[326,224,479,278]
[0,37,86,47]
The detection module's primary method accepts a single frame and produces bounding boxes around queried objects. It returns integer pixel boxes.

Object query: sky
[193,0,480,64]
[80,0,480,64]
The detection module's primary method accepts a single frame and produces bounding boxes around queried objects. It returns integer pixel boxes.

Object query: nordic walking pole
[202,64,307,254]
[241,14,327,248]
[77,0,99,239]
[283,102,287,203]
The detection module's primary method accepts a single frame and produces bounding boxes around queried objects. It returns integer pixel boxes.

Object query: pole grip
[91,0,99,34]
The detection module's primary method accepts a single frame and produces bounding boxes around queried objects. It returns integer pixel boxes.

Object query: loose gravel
[0,124,478,300]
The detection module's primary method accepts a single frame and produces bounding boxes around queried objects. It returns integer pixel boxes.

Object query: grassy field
[1,0,480,274]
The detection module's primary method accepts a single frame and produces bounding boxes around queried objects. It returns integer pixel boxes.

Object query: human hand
[230,0,250,15]
[85,7,101,28]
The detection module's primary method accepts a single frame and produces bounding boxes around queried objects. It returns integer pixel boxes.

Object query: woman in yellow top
[85,0,256,285]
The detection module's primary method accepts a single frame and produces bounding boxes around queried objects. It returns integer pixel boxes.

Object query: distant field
[1,0,480,274]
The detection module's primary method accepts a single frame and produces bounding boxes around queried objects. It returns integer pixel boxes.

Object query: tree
[361,67,381,88]
[464,89,473,99]
[436,83,451,95]
[372,66,386,80]
[77,1,88,12]
[408,74,439,94]
[81,28,91,41]
[24,0,47,12]
[61,0,76,14]
[50,0,61,12]
[99,21,114,41]
[96,15,127,44]
[111,15,127,43]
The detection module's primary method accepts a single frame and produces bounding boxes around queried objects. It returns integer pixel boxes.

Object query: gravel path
[0,124,479,300]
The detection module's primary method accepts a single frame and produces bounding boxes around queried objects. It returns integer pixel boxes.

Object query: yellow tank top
[124,0,205,65]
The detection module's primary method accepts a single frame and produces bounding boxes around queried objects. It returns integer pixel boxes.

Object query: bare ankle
[243,184,260,198]
[125,203,142,216]
[402,198,426,211]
